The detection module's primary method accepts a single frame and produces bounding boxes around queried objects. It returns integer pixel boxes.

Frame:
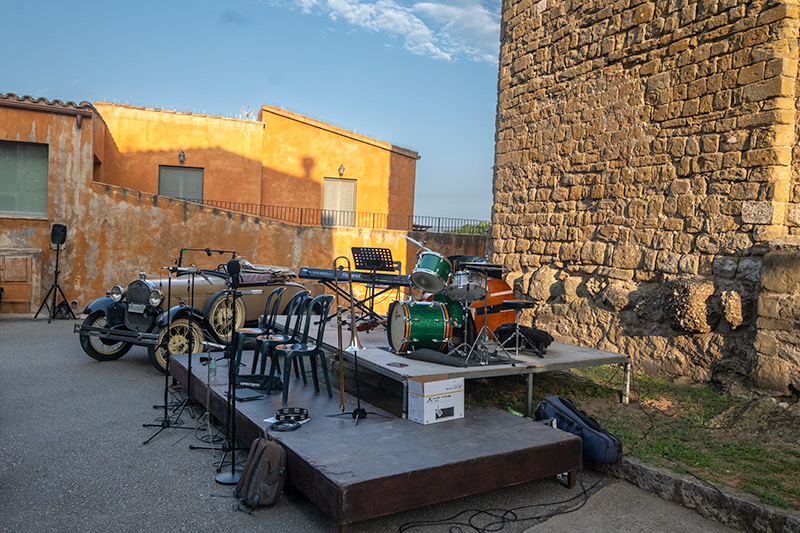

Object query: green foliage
[451,221,490,235]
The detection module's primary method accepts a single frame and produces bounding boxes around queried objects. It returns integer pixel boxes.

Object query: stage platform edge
[170,353,582,528]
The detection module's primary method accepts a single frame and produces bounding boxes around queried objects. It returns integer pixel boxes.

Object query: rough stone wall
[494,0,800,392]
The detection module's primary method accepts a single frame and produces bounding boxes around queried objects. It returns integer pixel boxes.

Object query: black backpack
[535,396,622,464]
[235,434,286,512]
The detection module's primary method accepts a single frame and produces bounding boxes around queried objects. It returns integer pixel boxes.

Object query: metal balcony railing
[178,198,489,235]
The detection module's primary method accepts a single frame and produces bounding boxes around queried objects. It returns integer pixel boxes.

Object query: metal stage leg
[525,373,533,418]
[623,361,631,405]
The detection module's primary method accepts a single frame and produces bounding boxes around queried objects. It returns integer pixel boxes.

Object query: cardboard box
[407,375,464,424]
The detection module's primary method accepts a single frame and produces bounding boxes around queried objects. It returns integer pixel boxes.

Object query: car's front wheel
[79,311,133,361]
[147,318,205,374]
[203,292,246,343]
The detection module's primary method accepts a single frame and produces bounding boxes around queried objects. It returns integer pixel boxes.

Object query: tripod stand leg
[56,284,76,319]
[34,285,56,320]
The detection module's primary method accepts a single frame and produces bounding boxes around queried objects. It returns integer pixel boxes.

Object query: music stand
[351,247,397,324]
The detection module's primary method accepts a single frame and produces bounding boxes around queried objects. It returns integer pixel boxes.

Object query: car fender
[83,297,126,327]
[155,306,206,329]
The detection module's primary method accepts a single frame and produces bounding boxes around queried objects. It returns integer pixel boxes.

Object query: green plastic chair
[269,294,335,405]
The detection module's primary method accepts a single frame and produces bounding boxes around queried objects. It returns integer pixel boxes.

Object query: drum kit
[386,237,513,365]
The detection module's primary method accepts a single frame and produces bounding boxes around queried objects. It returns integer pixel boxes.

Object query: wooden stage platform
[321,325,631,417]
[170,353,582,530]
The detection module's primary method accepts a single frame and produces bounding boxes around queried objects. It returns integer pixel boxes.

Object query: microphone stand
[144,265,193,444]
[215,260,242,484]
[172,268,201,420]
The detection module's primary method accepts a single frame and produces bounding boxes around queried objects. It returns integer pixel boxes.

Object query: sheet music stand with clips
[351,247,401,324]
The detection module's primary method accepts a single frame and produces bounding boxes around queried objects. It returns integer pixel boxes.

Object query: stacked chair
[268,294,335,405]
[231,290,336,405]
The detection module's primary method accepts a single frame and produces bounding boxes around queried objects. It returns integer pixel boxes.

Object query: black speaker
[51,224,67,245]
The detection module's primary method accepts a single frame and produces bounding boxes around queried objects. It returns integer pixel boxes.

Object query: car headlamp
[110,285,125,303]
[149,288,164,307]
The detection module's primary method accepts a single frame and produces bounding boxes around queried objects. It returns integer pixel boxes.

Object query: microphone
[167,266,200,273]
[227,259,241,289]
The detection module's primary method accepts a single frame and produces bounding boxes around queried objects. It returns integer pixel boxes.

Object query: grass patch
[464,366,800,510]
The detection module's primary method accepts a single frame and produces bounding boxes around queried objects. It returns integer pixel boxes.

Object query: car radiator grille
[125,281,153,331]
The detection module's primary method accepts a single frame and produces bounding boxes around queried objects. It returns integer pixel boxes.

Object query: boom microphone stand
[215,259,242,485]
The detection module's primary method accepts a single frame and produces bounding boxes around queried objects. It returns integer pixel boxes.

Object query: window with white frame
[0,140,49,217]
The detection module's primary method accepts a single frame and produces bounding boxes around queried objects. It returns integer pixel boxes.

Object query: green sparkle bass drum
[387,300,453,354]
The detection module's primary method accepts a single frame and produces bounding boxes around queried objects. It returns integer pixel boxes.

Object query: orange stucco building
[93,102,419,223]
[0,93,483,316]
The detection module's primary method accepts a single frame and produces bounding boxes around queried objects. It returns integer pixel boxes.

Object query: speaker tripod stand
[34,241,76,323]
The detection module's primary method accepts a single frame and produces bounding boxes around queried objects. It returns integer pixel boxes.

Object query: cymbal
[462,262,504,272]
[403,234,429,251]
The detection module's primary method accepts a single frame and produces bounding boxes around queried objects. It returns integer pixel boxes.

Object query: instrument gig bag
[534,396,622,464]
[235,434,287,512]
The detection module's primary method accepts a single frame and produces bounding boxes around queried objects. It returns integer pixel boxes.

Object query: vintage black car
[75,249,306,373]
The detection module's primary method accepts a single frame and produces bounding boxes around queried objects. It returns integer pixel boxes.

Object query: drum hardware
[332,256,367,425]
[442,267,513,366]
[499,300,541,358]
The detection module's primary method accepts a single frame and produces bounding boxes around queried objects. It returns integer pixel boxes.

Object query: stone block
[761,250,800,292]
[753,223,786,242]
[610,244,643,269]
[666,277,715,333]
[741,147,792,167]
[713,257,738,278]
[741,201,775,224]
[736,257,762,282]
[752,354,792,395]
[754,331,779,356]
[657,251,680,274]
[678,254,699,274]
[737,62,765,85]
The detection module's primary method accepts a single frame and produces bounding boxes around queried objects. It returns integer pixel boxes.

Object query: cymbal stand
[143,266,194,444]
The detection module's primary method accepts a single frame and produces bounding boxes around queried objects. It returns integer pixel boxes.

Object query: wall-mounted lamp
[338,164,345,177]
[178,151,186,163]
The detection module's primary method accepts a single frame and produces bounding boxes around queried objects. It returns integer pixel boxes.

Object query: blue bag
[535,396,622,464]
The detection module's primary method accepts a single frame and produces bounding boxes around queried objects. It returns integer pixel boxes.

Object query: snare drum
[445,270,488,302]
[410,251,452,294]
[387,300,452,354]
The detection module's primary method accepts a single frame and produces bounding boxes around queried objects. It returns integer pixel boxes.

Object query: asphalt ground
[0,318,737,532]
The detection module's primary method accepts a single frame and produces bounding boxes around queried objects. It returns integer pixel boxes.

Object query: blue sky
[1,0,500,220]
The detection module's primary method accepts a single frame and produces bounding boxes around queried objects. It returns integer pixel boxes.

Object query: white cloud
[270,0,500,62]
[414,1,499,62]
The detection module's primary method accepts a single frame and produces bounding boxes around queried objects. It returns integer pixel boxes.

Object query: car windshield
[177,248,237,272]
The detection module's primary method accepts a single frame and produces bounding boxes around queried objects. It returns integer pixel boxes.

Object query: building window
[322,177,356,227]
[0,140,49,217]
[158,166,204,200]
